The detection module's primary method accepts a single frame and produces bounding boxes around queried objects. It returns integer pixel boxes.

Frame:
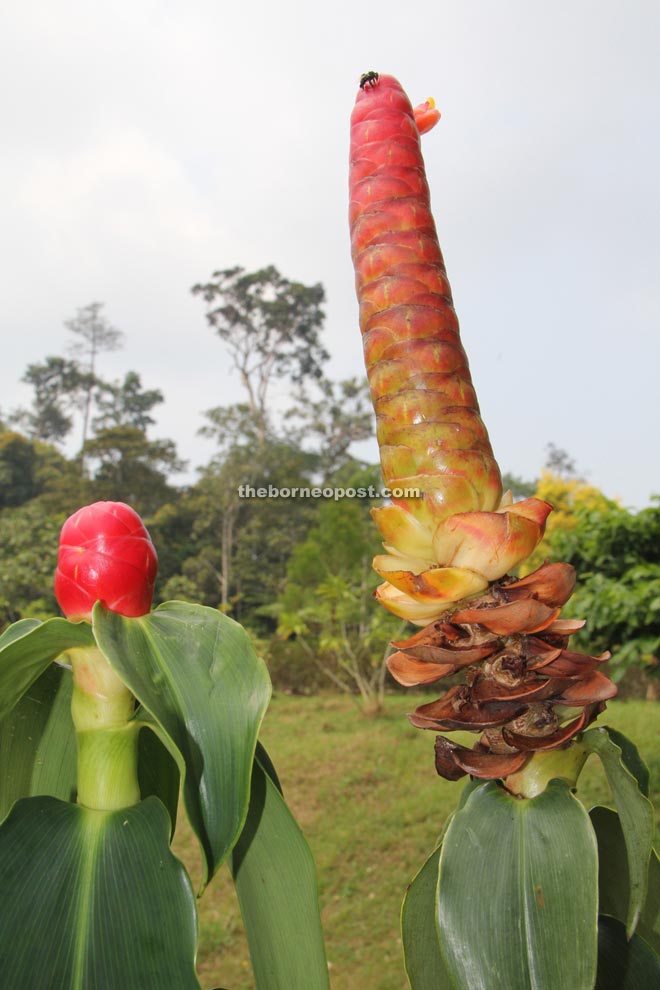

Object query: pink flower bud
[54,501,158,621]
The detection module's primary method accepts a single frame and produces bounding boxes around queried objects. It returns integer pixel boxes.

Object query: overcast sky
[2,0,659,508]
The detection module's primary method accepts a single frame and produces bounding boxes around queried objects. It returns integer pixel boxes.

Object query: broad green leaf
[456,774,483,810]
[230,755,329,990]
[400,797,472,990]
[437,779,598,990]
[402,841,455,990]
[0,616,94,721]
[255,739,282,793]
[595,915,660,989]
[590,806,660,954]
[93,601,271,887]
[595,726,650,795]
[0,664,76,820]
[582,726,654,935]
[0,795,199,990]
[0,617,41,648]
[137,720,180,834]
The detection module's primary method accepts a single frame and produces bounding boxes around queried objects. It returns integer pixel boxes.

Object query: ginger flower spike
[349,73,615,781]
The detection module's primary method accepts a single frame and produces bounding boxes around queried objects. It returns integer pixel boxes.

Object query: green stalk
[504,743,589,799]
[75,724,141,810]
[69,645,140,811]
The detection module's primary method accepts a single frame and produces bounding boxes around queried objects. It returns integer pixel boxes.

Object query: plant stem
[76,724,141,810]
[504,743,589,799]
[69,645,140,811]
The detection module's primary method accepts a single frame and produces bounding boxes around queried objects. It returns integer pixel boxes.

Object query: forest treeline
[1,270,658,707]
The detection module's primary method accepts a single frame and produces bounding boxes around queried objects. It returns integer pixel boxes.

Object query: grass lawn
[172,694,660,990]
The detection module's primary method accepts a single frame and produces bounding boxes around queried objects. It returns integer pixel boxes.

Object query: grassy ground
[172,695,660,990]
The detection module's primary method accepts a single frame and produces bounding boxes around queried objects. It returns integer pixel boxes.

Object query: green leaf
[402,841,455,990]
[0,616,94,721]
[0,795,200,990]
[590,806,660,954]
[456,774,483,810]
[0,617,41,648]
[92,600,271,887]
[399,783,481,989]
[582,726,655,935]
[230,754,329,990]
[597,726,650,795]
[0,663,77,820]
[136,720,180,834]
[595,915,660,989]
[437,779,598,990]
[255,739,283,793]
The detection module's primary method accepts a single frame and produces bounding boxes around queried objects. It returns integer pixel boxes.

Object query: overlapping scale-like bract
[350,74,549,622]
[389,561,616,779]
[350,74,615,779]
[350,76,500,514]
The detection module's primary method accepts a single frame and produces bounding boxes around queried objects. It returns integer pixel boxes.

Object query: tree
[82,370,182,515]
[65,302,124,468]
[192,266,328,443]
[11,302,123,466]
[170,447,259,612]
[192,264,331,612]
[545,442,579,479]
[11,357,87,444]
[539,498,660,686]
[501,471,537,501]
[84,427,183,517]
[521,477,660,687]
[161,441,318,622]
[285,378,374,482]
[0,429,83,511]
[93,372,163,432]
[0,500,63,628]
[197,377,375,600]
[274,465,404,713]
[0,432,38,507]
[198,403,269,459]
[189,264,380,631]
[522,469,616,574]
[145,498,201,602]
[229,443,319,625]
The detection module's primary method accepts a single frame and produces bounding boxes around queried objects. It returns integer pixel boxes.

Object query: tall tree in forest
[0,501,63,627]
[530,495,660,686]
[65,301,124,470]
[12,357,87,444]
[0,432,39,507]
[193,409,263,612]
[84,428,183,516]
[523,469,616,574]
[158,441,317,619]
[545,442,579,479]
[275,465,403,713]
[196,377,374,610]
[192,264,329,606]
[198,403,266,456]
[84,371,183,516]
[285,377,374,482]
[93,371,163,432]
[192,265,328,443]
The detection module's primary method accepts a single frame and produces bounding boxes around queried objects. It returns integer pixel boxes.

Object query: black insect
[359,71,379,90]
